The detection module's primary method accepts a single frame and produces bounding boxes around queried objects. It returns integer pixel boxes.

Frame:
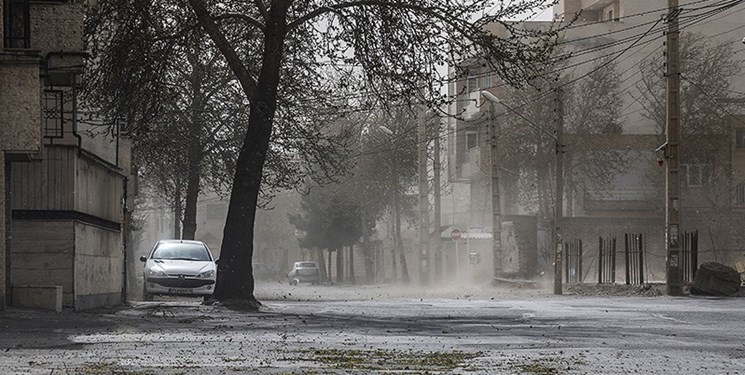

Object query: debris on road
[691,262,742,296]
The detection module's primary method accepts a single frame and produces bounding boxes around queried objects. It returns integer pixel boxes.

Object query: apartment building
[445,0,745,277]
[1,0,132,310]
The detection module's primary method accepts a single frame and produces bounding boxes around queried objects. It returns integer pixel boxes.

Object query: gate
[681,230,699,283]
[564,239,583,283]
[598,236,616,284]
[624,233,645,285]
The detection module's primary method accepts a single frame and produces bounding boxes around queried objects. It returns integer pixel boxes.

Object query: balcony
[581,0,615,10]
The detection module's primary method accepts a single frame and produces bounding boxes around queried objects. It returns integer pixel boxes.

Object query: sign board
[450,229,462,241]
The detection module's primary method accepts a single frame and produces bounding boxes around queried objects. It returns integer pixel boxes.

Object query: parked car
[253,262,280,281]
[140,240,217,301]
[287,261,320,285]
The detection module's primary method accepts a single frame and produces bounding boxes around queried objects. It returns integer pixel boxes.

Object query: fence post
[691,230,698,281]
[564,242,569,283]
[624,234,630,285]
[598,237,603,283]
[611,237,617,284]
[639,234,644,284]
[577,240,585,283]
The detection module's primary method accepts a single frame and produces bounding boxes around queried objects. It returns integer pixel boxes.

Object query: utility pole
[665,0,683,296]
[553,87,565,295]
[418,106,430,285]
[433,120,443,280]
[488,102,502,278]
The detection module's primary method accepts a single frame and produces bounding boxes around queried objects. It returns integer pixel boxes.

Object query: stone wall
[30,2,84,51]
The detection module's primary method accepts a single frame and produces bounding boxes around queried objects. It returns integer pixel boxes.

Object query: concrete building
[1,0,131,310]
[445,0,745,280]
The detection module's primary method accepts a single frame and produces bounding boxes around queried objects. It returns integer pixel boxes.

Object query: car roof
[157,239,206,246]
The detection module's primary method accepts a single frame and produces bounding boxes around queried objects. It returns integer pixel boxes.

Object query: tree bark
[204,1,291,302]
[349,245,355,284]
[315,247,327,282]
[182,163,200,240]
[336,247,344,282]
[360,210,375,283]
[182,41,206,241]
[173,179,183,239]
[394,192,410,283]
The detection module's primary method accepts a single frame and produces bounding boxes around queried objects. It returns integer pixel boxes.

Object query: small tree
[636,32,745,258]
[290,180,362,281]
[351,106,419,283]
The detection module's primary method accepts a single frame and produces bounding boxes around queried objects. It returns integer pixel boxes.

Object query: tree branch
[254,0,269,21]
[288,1,440,31]
[187,0,258,97]
[214,13,265,31]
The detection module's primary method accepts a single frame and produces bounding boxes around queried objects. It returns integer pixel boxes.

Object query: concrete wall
[73,222,122,310]
[0,51,44,311]
[75,152,124,223]
[10,220,75,306]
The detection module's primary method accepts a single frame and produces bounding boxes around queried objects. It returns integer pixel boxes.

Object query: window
[43,90,64,138]
[682,163,713,187]
[607,10,613,21]
[466,131,478,150]
[467,76,478,93]
[3,0,30,49]
[736,128,745,149]
[736,183,745,205]
[479,74,492,91]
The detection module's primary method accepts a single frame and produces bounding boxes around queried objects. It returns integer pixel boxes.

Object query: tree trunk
[173,180,183,239]
[349,245,355,284]
[336,247,344,283]
[181,163,200,240]
[390,213,398,281]
[182,36,205,242]
[394,194,410,283]
[327,249,333,283]
[360,210,375,283]
[315,247,327,282]
[209,2,291,302]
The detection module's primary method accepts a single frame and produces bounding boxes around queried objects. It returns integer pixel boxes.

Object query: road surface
[1,283,743,374]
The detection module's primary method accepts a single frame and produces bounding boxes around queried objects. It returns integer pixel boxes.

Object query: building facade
[445,0,745,280]
[1,0,131,310]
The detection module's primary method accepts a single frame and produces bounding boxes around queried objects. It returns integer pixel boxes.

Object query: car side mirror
[139,256,147,262]
[215,258,220,264]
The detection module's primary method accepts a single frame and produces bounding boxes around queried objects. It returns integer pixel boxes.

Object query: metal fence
[681,230,699,283]
[598,236,616,284]
[624,233,644,285]
[564,239,583,283]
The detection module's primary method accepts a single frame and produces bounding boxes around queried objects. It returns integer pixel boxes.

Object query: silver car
[140,240,217,301]
[287,261,321,285]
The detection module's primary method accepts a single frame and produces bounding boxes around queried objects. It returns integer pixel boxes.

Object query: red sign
[450,229,462,241]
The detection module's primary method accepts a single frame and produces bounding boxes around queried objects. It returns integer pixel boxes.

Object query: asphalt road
[1,282,744,374]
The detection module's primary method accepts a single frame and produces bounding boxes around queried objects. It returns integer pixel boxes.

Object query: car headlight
[196,269,215,278]
[147,268,167,277]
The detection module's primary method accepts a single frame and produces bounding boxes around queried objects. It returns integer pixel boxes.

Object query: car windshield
[296,262,317,268]
[152,243,211,261]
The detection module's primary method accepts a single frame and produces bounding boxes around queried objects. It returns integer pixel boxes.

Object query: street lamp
[480,90,565,294]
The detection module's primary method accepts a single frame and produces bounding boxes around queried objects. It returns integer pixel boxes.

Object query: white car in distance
[141,240,217,301]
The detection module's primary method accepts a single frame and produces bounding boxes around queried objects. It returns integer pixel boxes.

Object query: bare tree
[496,58,626,222]
[90,0,564,305]
[636,32,745,259]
